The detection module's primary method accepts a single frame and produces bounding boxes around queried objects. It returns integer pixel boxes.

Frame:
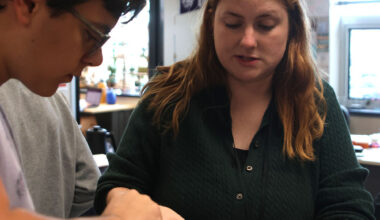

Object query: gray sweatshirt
[0,79,101,218]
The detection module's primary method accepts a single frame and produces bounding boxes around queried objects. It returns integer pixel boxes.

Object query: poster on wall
[180,0,204,14]
[310,16,329,76]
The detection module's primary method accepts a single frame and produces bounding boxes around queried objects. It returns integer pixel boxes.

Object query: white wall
[306,0,329,17]
[57,78,77,118]
[163,0,203,65]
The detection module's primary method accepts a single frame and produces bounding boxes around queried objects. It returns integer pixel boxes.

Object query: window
[348,28,380,100]
[329,0,380,112]
[80,1,150,96]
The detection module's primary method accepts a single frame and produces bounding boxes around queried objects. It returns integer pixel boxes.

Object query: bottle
[97,80,107,104]
[106,88,117,104]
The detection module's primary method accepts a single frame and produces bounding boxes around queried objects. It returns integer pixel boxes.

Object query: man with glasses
[0,1,118,218]
[0,77,102,218]
[0,0,163,219]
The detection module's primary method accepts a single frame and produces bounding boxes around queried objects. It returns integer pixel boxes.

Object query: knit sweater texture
[95,81,375,219]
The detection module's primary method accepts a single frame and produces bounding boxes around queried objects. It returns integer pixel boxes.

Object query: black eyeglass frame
[68,8,111,57]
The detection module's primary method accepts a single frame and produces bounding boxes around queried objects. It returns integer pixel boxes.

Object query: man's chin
[37,86,59,97]
[23,82,59,97]
[63,74,74,83]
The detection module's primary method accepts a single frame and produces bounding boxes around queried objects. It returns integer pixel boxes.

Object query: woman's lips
[235,55,260,66]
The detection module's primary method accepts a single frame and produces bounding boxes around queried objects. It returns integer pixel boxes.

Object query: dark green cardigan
[95,82,375,219]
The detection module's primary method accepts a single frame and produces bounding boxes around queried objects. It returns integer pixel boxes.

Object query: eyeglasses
[68,8,110,57]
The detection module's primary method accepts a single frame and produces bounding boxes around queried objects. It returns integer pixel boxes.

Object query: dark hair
[0,0,146,20]
[47,0,146,20]
[0,0,5,11]
[0,0,146,18]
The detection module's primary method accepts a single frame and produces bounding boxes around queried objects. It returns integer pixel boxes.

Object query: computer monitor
[85,88,102,107]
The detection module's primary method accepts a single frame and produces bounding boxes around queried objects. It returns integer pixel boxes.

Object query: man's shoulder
[320,79,336,99]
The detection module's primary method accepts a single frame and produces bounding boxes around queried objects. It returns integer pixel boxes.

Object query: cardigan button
[254,140,260,148]
[246,165,253,172]
[236,193,243,200]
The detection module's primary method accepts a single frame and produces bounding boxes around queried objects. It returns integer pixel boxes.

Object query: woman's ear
[12,0,42,25]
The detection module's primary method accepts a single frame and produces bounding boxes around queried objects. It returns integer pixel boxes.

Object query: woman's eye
[257,24,275,31]
[225,23,241,29]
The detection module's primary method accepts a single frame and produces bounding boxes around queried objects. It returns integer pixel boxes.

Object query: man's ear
[12,0,42,25]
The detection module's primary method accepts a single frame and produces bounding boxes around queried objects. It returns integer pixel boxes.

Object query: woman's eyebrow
[256,10,280,19]
[222,9,280,19]
[222,11,244,18]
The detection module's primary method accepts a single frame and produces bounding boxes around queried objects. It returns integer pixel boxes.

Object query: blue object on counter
[106,89,117,104]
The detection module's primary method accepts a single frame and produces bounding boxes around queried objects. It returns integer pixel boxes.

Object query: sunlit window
[80,2,150,96]
[349,29,380,100]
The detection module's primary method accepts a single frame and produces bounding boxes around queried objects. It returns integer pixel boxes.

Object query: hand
[0,180,10,219]
[159,205,184,220]
[102,187,162,220]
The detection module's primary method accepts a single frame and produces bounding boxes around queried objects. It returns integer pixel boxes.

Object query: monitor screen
[85,88,102,107]
[348,28,380,100]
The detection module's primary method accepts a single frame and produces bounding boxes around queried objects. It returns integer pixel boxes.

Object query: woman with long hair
[95,0,375,219]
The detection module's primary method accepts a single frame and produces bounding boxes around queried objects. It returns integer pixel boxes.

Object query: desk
[357,148,380,166]
[83,104,135,114]
[80,97,139,146]
[357,148,380,197]
[93,154,109,167]
[93,154,109,173]
[82,97,139,114]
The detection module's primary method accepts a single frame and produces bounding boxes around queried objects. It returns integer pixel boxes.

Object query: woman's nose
[240,27,258,48]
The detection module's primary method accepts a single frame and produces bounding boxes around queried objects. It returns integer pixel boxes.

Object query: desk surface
[82,98,139,114]
[93,154,109,167]
[83,103,134,114]
[357,148,380,166]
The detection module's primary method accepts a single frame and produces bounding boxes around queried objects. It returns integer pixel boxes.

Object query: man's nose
[81,48,104,67]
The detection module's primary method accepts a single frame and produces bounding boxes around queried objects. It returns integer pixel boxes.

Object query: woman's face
[213,0,289,86]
